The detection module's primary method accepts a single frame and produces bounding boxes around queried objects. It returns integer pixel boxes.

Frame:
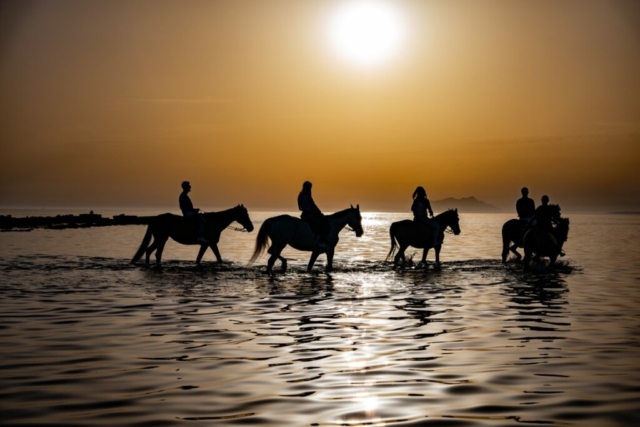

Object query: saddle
[413,219,441,244]
[181,214,205,233]
[301,213,328,239]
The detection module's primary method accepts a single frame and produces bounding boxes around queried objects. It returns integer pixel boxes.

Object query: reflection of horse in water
[248,205,364,274]
[386,209,461,268]
[502,204,562,263]
[523,217,570,272]
[131,205,254,265]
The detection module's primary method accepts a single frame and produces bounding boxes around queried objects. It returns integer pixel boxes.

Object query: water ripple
[1,252,639,426]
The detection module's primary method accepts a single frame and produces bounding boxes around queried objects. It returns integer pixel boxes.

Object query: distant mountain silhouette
[432,196,502,213]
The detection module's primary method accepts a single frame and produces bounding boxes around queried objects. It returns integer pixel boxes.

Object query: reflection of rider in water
[298,181,328,248]
[411,186,440,247]
[516,187,535,223]
[179,181,207,244]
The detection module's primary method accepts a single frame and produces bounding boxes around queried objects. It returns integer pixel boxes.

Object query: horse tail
[131,225,153,264]
[386,223,398,261]
[248,218,272,266]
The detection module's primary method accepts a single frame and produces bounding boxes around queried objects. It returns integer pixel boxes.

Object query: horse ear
[356,204,359,210]
[351,204,353,209]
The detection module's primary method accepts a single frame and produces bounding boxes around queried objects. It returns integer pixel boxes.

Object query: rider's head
[521,187,529,196]
[302,181,312,192]
[541,195,549,205]
[181,181,191,191]
[413,186,426,199]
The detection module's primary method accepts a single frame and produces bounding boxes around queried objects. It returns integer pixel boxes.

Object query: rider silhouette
[516,187,536,222]
[527,195,557,232]
[298,181,328,249]
[411,186,440,247]
[179,181,207,244]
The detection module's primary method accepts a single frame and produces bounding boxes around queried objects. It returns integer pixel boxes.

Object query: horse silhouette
[386,209,460,268]
[248,205,364,274]
[386,209,461,268]
[502,204,561,263]
[131,204,254,265]
[522,217,570,271]
[501,219,526,262]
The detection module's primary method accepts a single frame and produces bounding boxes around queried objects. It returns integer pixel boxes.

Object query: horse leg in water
[307,250,323,273]
[154,238,168,265]
[266,244,287,274]
[501,237,509,263]
[210,244,223,263]
[145,237,162,264]
[279,256,287,272]
[394,243,408,268]
[325,248,335,273]
[419,247,429,268]
[510,244,522,261]
[145,241,158,264]
[196,244,207,264]
[434,244,442,268]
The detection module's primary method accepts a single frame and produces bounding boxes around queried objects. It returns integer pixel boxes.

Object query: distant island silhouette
[432,197,501,213]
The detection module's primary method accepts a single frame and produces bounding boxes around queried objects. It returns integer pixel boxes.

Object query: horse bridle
[226,225,249,232]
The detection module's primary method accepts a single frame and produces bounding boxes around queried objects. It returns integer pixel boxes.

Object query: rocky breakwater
[0,212,153,232]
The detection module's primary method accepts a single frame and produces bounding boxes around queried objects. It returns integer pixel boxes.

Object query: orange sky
[1,0,639,212]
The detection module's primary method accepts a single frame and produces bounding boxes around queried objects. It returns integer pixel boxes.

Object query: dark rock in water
[0,212,153,231]
[112,214,154,225]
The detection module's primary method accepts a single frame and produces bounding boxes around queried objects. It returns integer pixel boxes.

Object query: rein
[226,225,248,232]
[204,207,250,233]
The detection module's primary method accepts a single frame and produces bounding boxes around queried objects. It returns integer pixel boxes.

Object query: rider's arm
[425,200,434,218]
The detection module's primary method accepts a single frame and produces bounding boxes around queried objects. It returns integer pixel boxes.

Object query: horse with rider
[129,181,569,273]
[387,186,461,269]
[249,181,364,274]
[131,181,254,265]
[502,188,569,270]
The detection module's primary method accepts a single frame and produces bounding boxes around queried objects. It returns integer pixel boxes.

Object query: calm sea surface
[1,210,639,426]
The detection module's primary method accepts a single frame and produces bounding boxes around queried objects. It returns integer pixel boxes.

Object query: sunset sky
[1,0,639,212]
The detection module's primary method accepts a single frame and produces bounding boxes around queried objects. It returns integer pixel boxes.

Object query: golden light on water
[327,0,406,67]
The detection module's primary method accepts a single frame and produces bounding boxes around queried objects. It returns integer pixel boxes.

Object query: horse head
[234,204,254,232]
[436,209,461,235]
[349,204,364,237]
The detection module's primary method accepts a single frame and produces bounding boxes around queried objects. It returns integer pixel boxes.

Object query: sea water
[1,211,639,426]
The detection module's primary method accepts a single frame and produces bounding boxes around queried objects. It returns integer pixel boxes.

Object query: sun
[327,0,406,67]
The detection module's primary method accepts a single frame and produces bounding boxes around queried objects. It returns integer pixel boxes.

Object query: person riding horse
[516,187,535,223]
[527,195,559,232]
[179,181,207,244]
[526,195,565,256]
[298,181,329,249]
[411,186,440,247]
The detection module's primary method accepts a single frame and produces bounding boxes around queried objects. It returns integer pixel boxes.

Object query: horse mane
[204,204,244,218]
[328,206,356,218]
[435,208,457,219]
